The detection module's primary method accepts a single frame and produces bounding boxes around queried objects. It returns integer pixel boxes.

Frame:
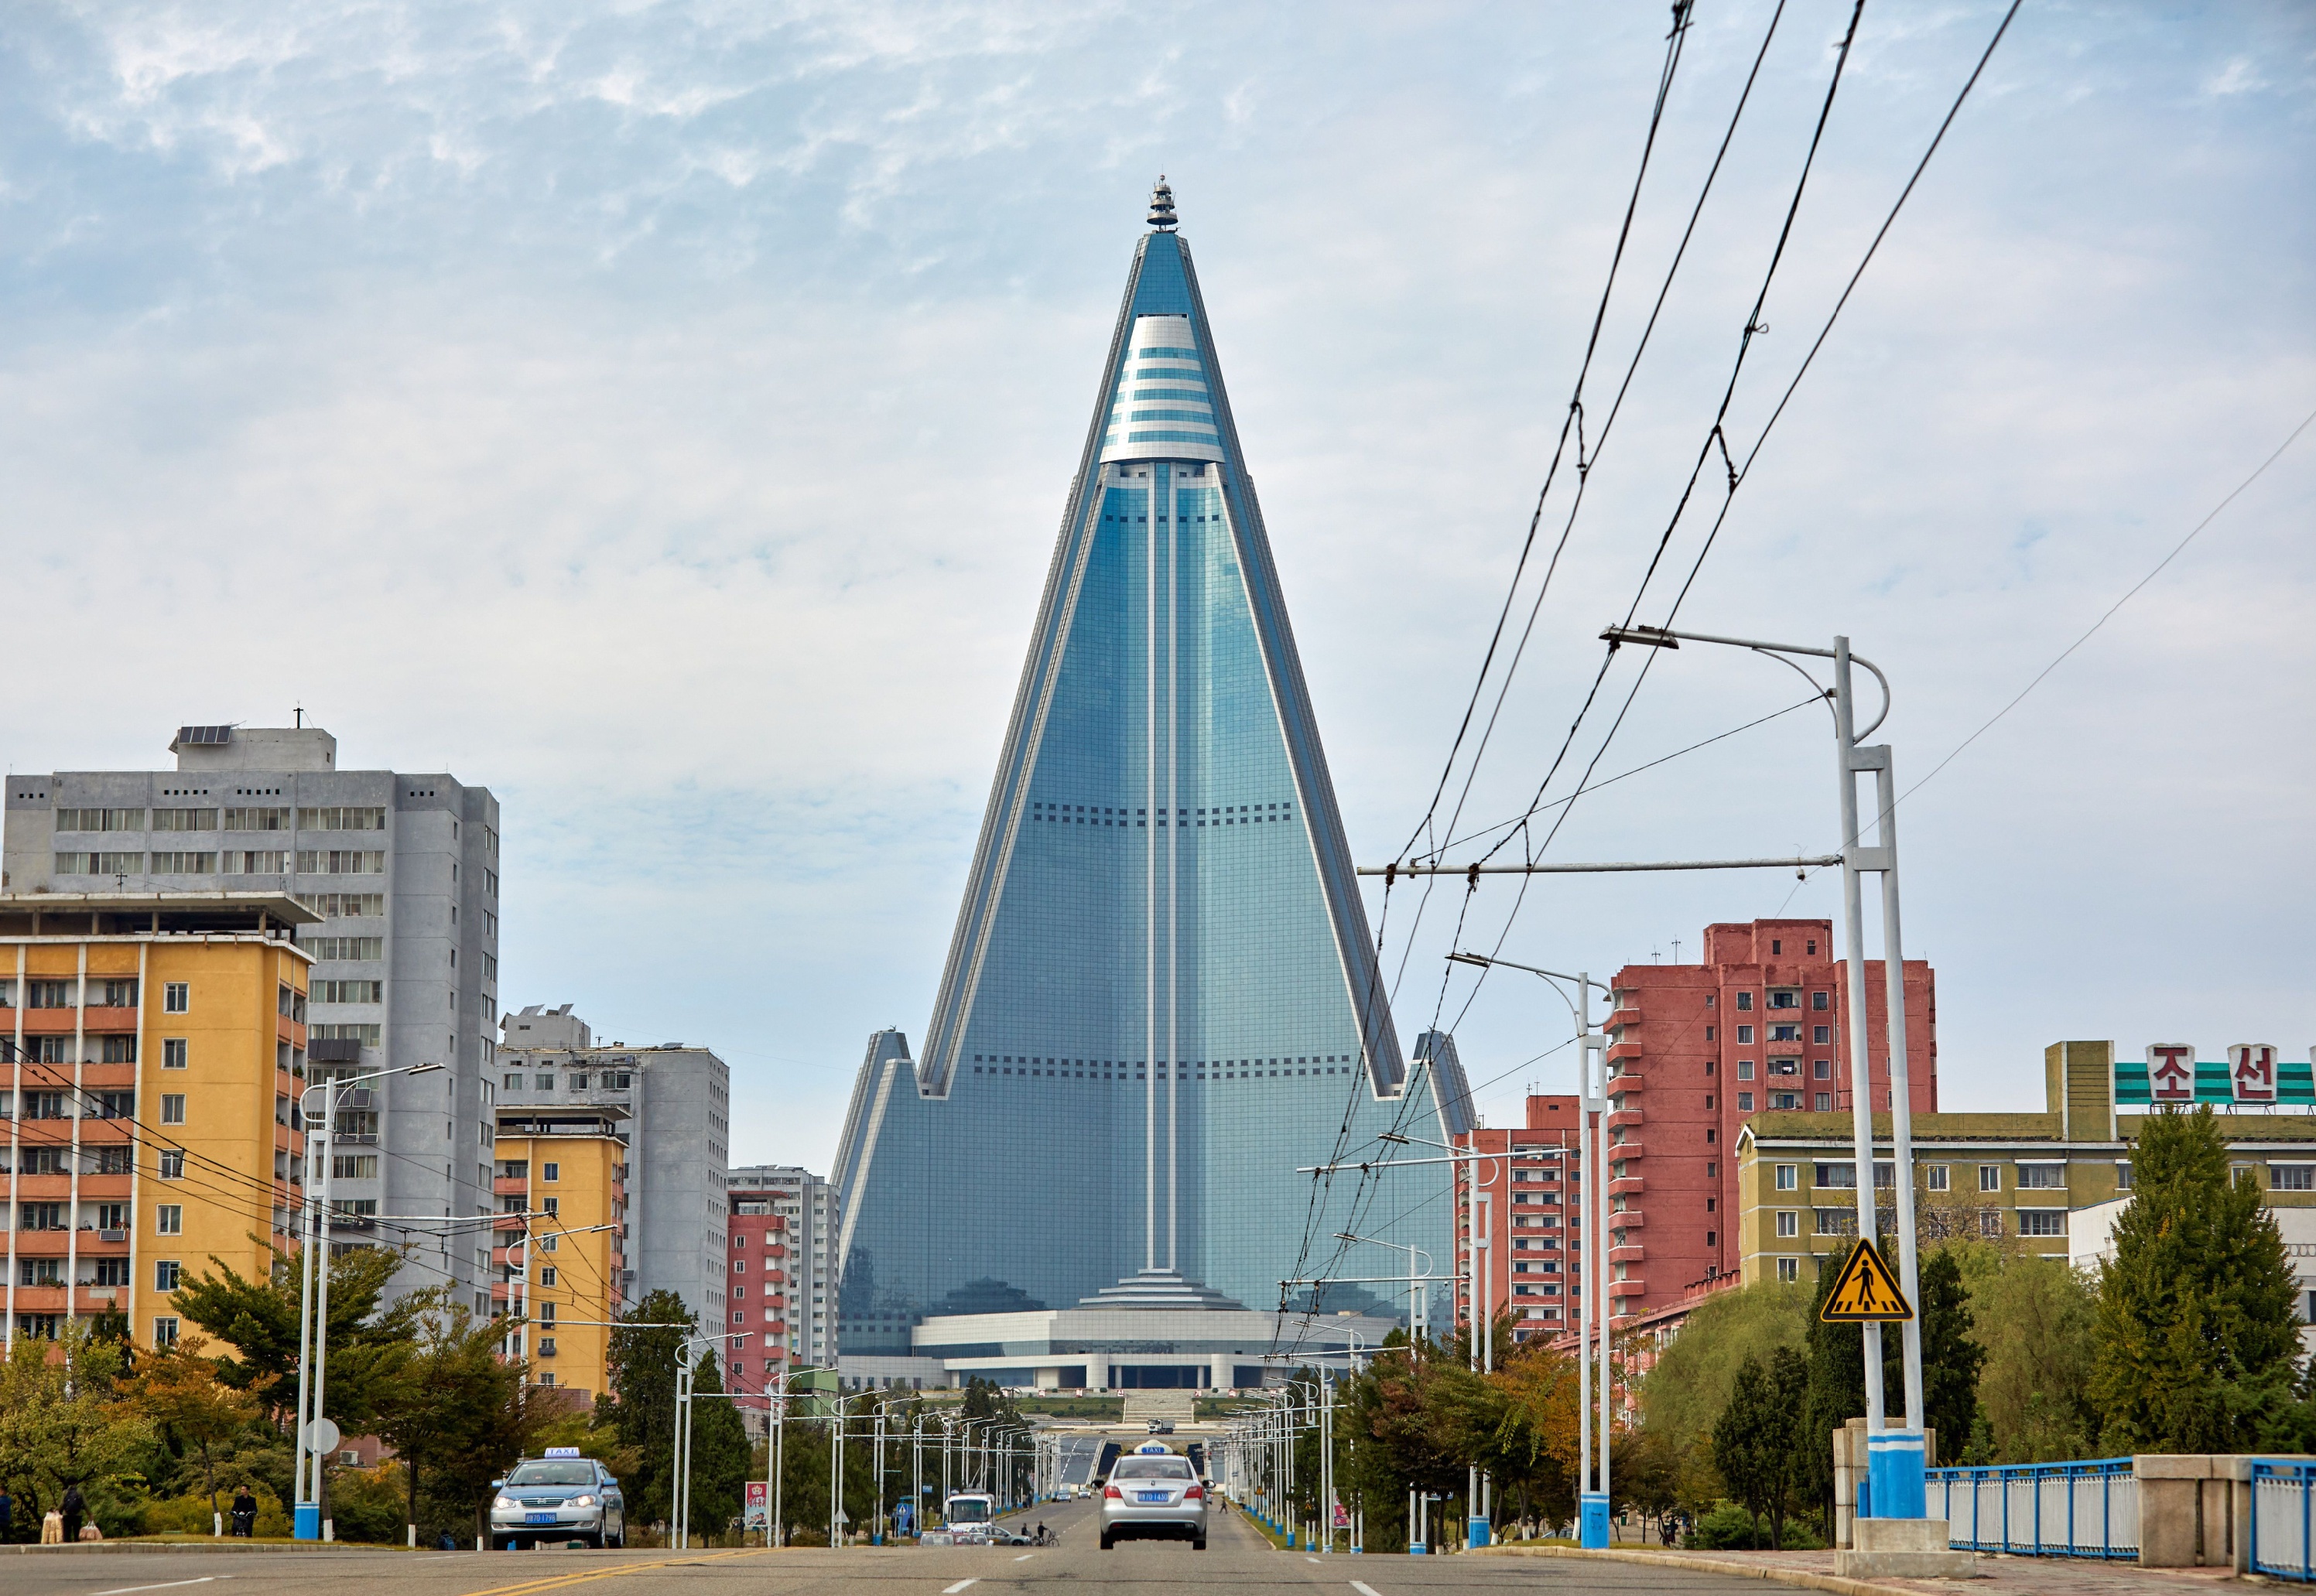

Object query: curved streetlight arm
[1602,623,1891,739]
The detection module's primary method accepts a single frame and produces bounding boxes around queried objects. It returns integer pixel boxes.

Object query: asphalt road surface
[2,1498,1767,1595]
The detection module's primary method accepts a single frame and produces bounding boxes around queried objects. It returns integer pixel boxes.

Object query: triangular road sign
[1818,1236,1914,1322]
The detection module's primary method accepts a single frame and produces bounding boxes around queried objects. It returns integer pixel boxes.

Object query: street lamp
[1447,950,1615,1546]
[1330,1229,1433,1351]
[1603,623,1924,1514]
[292,1058,444,1541]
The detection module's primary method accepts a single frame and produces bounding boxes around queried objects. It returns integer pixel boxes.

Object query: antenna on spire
[1147,176,1179,231]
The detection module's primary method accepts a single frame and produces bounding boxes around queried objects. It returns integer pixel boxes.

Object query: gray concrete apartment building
[498,1003,730,1325]
[2,723,501,1311]
[728,1163,836,1366]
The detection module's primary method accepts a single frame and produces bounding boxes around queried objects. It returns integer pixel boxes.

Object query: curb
[1472,1543,1955,1595]
[4,1541,390,1556]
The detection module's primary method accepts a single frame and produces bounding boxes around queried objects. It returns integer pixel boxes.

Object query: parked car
[489,1450,625,1550]
[1100,1444,1206,1551]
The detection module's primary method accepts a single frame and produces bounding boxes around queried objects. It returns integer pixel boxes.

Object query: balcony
[1608,1279,1647,1299]
[1608,1174,1644,1197]
[494,1177,529,1197]
[1606,1209,1644,1229]
[82,1005,139,1033]
[1606,1040,1644,1065]
[1609,1006,1641,1032]
[1606,1140,1644,1161]
[1610,1244,1645,1265]
[1606,1107,1644,1132]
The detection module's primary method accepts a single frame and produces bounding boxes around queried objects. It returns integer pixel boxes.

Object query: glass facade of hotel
[832,212,1458,1356]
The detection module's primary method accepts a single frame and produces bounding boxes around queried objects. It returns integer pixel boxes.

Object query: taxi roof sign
[1818,1236,1914,1323]
[543,1447,582,1458]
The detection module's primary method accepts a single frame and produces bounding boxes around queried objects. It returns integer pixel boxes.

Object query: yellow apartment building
[1736,1040,2316,1286]
[2,891,314,1351]
[492,1102,628,1401]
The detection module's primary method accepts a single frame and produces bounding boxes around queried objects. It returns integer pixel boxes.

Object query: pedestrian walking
[230,1485,258,1538]
[60,1484,85,1544]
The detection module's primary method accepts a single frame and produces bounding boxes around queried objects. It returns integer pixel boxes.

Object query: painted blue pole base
[1865,1427,1928,1519]
[1469,1516,1491,1548]
[1408,1543,1428,1555]
[294,1503,321,1541]
[1580,1491,1610,1549]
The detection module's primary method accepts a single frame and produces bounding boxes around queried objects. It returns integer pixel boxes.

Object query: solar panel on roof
[176,725,233,745]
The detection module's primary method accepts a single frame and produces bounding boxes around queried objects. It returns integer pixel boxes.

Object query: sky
[2,1,2309,1171]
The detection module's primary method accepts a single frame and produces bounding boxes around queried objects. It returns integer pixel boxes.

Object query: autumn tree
[128,1337,262,1525]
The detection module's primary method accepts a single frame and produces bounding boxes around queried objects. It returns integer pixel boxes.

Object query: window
[56,807,146,832]
[1815,1163,1856,1188]
[1776,1211,1799,1238]
[150,851,217,873]
[1811,991,1829,1010]
[99,1037,136,1064]
[571,1074,590,1091]
[156,1260,182,1291]
[2116,1164,2134,1191]
[55,851,146,874]
[1927,1165,1949,1191]
[539,1267,558,1287]
[542,1162,559,1182]
[1814,1092,1832,1111]
[1775,1164,1798,1191]
[152,807,217,832]
[1814,1058,1832,1078]
[159,1150,185,1180]
[1736,1025,1754,1044]
[296,849,385,874]
[161,1094,186,1125]
[538,1232,558,1253]
[2018,1164,2065,1190]
[1979,1165,2003,1192]
[156,1205,184,1235]
[1816,1209,1856,1235]
[154,1317,181,1348]
[309,937,385,961]
[1737,1060,1755,1080]
[312,980,384,1003]
[1736,1092,1753,1112]
[299,807,388,831]
[542,1196,559,1216]
[2019,1210,2066,1236]
[2273,1166,2316,1191]
[164,983,190,1013]
[1769,989,1798,1010]
[1814,1026,1832,1045]
[1777,1257,1801,1282]
[535,1075,555,1091]
[224,806,290,830]
[332,1154,378,1179]
[29,979,77,1009]
[1736,992,1754,1010]
[1979,1210,2005,1237]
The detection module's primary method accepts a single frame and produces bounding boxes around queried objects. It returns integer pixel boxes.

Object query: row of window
[0,978,145,1009]
[972,1063,1353,1080]
[53,805,388,833]
[1729,1026,1835,1047]
[502,1071,635,1093]
[306,937,385,961]
[53,849,385,876]
[312,979,383,1003]
[299,893,387,918]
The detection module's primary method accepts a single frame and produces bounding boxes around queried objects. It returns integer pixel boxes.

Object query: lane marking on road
[943,1581,981,1594]
[1351,1582,1384,1596]
[92,1581,230,1596]
[1014,1551,1035,1560]
[459,1547,767,1596]
[1306,1555,1322,1563]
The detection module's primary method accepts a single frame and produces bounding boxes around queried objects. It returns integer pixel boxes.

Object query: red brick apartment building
[1454,1094,1586,1345]
[723,1188,796,1416]
[1459,917,1935,1329]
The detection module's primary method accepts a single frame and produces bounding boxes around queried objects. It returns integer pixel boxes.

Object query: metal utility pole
[1603,623,1924,1514]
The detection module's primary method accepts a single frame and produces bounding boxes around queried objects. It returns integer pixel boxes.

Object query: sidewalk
[1474,1545,2256,1596]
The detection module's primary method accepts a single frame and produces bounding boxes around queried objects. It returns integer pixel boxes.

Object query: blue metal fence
[2252,1461,2316,1580]
[1925,1458,2137,1558]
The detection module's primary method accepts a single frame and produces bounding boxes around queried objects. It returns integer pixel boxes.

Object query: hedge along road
[2,1498,1780,1595]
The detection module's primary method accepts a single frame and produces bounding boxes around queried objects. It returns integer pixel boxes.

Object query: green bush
[1685,1499,1825,1550]
[327,1463,410,1545]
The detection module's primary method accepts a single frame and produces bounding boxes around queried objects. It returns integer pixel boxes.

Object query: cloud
[0,0,2310,1161]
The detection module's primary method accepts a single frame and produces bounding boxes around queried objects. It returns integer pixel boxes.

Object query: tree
[169,1242,411,1423]
[128,1337,262,1526]
[0,1323,153,1536]
[1799,1251,1866,1532]
[1967,1249,2095,1461]
[1712,1355,1776,1545]
[1637,1277,1808,1522]
[2090,1105,2304,1451]
[370,1292,554,1544]
[605,1290,695,1528]
[1914,1249,1987,1455]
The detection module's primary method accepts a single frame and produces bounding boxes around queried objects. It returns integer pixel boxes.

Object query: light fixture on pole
[1603,622,1924,1516]
[292,1058,444,1543]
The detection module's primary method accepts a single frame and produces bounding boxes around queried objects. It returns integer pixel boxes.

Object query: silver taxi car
[489,1451,626,1550]
[1100,1444,1206,1550]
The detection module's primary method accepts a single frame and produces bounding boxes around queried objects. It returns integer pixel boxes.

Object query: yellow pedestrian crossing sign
[1819,1236,1914,1322]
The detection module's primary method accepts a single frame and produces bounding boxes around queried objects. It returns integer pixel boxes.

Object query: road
[2,1498,1765,1595]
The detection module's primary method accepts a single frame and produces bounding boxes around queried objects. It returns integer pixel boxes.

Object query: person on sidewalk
[231,1486,258,1538]
[59,1484,85,1544]
[0,1484,13,1542]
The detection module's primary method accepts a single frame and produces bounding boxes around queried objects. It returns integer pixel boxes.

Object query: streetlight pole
[1447,951,1613,1544]
[1603,623,1924,1515]
[293,1058,443,1542]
